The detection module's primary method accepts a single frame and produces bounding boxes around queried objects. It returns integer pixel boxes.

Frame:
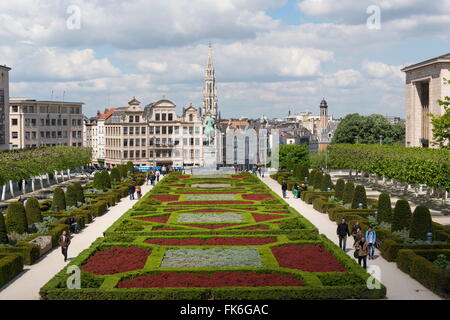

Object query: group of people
[128,183,142,200]
[251,166,264,177]
[337,218,377,269]
[280,181,307,199]
[146,170,161,186]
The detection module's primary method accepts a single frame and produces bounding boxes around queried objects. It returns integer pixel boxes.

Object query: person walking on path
[58,230,71,262]
[354,237,369,269]
[136,185,142,199]
[281,181,288,198]
[128,184,135,200]
[293,184,299,199]
[150,173,156,186]
[337,218,351,251]
[351,221,362,245]
[366,226,377,260]
[146,173,151,185]
[155,170,161,182]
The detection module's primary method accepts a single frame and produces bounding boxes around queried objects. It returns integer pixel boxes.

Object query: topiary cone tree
[313,171,323,190]
[307,170,317,187]
[25,198,42,224]
[118,165,128,179]
[0,213,8,244]
[102,171,112,190]
[126,161,134,174]
[52,187,66,212]
[342,181,355,205]
[110,167,121,182]
[334,179,345,200]
[377,193,392,223]
[93,172,103,190]
[73,182,85,204]
[65,184,78,208]
[409,205,432,240]
[351,185,367,209]
[321,174,334,191]
[6,202,28,234]
[391,200,412,232]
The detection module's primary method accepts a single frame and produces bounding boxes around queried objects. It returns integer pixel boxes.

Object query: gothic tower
[320,98,328,130]
[203,43,218,119]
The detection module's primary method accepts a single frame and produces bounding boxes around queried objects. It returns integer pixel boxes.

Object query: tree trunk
[9,180,14,198]
[1,185,6,201]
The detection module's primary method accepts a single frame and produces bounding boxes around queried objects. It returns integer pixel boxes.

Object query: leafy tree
[308,169,318,186]
[66,184,78,207]
[334,179,345,200]
[342,181,355,205]
[392,200,412,232]
[377,193,392,223]
[409,205,432,240]
[126,161,135,174]
[279,144,310,169]
[110,167,121,182]
[351,185,367,209]
[52,187,66,211]
[6,202,28,234]
[118,165,128,179]
[430,72,450,149]
[0,213,8,244]
[309,151,327,169]
[25,198,42,224]
[321,174,334,191]
[332,113,405,145]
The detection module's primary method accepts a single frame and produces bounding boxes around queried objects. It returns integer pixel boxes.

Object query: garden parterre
[40,172,386,300]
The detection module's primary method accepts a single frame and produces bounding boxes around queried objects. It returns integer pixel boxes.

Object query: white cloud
[362,61,405,81]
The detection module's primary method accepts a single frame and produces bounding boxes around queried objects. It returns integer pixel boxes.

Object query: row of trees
[327,144,450,191]
[93,162,134,191]
[0,146,92,186]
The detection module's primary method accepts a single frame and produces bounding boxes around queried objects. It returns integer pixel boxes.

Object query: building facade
[402,53,450,148]
[0,65,11,150]
[8,99,84,149]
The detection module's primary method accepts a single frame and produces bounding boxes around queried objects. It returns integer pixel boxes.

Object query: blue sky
[1,0,449,119]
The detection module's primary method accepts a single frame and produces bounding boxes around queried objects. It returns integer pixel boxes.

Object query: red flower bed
[81,246,150,275]
[241,226,270,230]
[138,215,170,223]
[272,245,346,272]
[145,237,277,246]
[182,224,240,229]
[152,195,179,202]
[242,194,273,201]
[179,192,243,194]
[117,271,305,288]
[178,176,190,179]
[189,209,231,213]
[253,214,285,222]
[266,211,290,214]
[168,201,251,206]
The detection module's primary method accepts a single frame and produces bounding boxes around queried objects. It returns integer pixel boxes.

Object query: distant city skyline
[2,1,449,119]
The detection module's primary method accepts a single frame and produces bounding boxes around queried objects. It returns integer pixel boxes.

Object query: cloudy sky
[2,0,450,119]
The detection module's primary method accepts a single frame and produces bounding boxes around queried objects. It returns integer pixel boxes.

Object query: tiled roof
[98,108,117,120]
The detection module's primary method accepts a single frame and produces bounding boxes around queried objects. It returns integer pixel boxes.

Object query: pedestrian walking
[66,215,79,234]
[293,184,299,199]
[128,184,135,200]
[366,226,377,260]
[150,173,156,186]
[281,181,288,198]
[351,221,362,245]
[155,170,161,182]
[136,185,142,199]
[58,230,71,262]
[336,218,350,251]
[257,167,262,177]
[354,237,369,269]
[146,173,151,185]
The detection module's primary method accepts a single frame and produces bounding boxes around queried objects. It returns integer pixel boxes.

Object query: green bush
[49,224,70,247]
[73,182,85,204]
[118,165,128,179]
[320,174,333,191]
[103,171,112,189]
[0,254,23,288]
[0,242,41,265]
[308,170,318,186]
[65,185,78,208]
[126,161,134,174]
[342,181,355,205]
[313,171,323,190]
[351,185,367,209]
[391,200,412,232]
[409,206,432,241]
[377,193,392,223]
[25,198,43,224]
[0,214,8,244]
[110,167,121,182]
[39,199,52,212]
[334,179,345,200]
[6,202,28,234]
[52,188,66,212]
[92,200,108,217]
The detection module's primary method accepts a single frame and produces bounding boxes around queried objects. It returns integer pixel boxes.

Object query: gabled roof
[98,108,117,120]
[401,53,450,72]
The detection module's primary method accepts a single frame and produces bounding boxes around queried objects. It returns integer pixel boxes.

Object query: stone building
[8,99,84,149]
[402,53,450,148]
[0,65,11,150]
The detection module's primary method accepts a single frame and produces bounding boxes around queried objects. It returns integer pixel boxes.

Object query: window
[72,131,77,138]
[189,114,193,122]
[129,116,134,123]
[155,113,160,121]
[63,119,68,126]
[168,113,173,121]
[149,126,154,134]
[141,127,146,134]
[123,139,128,147]
[195,138,200,146]
[52,131,56,138]
[162,113,166,121]
[11,106,18,112]
[129,139,134,147]
[149,138,154,146]
[12,132,18,139]
[72,119,77,126]
[130,151,134,159]
[11,119,18,126]
[123,151,128,159]
[155,126,160,134]
[45,119,50,126]
[57,131,62,138]
[123,127,128,135]
[162,126,167,134]
[174,126,179,134]
[25,132,30,140]
[136,139,140,147]
[46,132,50,138]
[135,116,139,123]
[40,132,45,138]
[40,119,45,126]
[183,127,188,134]
[129,127,134,135]
[78,119,82,126]
[183,138,188,146]
[32,132,36,139]
[141,138,146,146]
[52,119,56,126]
[136,150,140,158]
[57,119,61,126]
[142,150,146,158]
[168,126,173,134]
[189,127,193,134]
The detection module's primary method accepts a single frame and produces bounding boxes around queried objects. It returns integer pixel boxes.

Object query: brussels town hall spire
[202,42,218,119]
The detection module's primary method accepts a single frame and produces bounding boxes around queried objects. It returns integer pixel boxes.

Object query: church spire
[203,42,218,118]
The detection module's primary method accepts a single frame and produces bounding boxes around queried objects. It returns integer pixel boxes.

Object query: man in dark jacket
[337,218,350,251]
[128,184,135,200]
[281,181,288,198]
[58,231,71,262]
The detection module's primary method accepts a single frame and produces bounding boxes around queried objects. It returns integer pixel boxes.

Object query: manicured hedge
[380,239,450,262]
[0,242,40,265]
[0,254,23,289]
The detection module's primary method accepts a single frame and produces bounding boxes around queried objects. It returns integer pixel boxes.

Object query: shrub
[351,185,367,209]
[342,181,355,205]
[409,206,433,241]
[6,202,28,234]
[52,188,66,212]
[126,161,134,174]
[313,171,323,190]
[118,165,128,179]
[103,171,112,189]
[65,185,78,208]
[0,214,8,244]
[39,199,52,212]
[25,198,43,224]
[391,200,412,232]
[0,254,23,288]
[320,174,333,191]
[92,200,108,217]
[111,167,121,182]
[73,182,85,204]
[308,170,318,186]
[334,179,345,200]
[377,193,392,223]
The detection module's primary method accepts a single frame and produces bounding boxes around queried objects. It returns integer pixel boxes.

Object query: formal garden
[39,172,386,300]
[271,150,450,298]
[0,149,146,290]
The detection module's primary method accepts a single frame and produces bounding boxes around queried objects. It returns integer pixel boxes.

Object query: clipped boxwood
[409,206,433,241]
[342,181,355,205]
[377,193,392,223]
[391,200,412,232]
[0,254,23,289]
[52,188,66,212]
[0,213,8,244]
[25,198,43,224]
[0,242,40,265]
[380,239,450,262]
[334,179,345,200]
[6,202,28,234]
[351,185,367,209]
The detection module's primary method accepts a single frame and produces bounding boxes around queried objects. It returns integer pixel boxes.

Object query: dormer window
[189,114,193,122]
[129,116,134,123]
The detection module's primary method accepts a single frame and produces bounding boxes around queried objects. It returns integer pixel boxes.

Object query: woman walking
[354,236,369,269]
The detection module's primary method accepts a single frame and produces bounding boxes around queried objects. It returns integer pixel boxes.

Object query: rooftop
[401,53,450,72]
[10,98,84,105]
